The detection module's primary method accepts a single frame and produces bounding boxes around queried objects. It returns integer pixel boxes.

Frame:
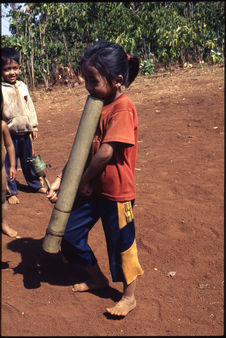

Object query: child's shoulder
[16,80,27,88]
[15,81,29,94]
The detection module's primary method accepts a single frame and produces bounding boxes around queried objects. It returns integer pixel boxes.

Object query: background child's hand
[9,167,16,181]
[46,177,61,203]
[32,130,38,140]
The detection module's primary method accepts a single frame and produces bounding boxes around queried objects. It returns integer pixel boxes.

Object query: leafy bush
[206,49,224,64]
[2,2,224,88]
[140,58,155,75]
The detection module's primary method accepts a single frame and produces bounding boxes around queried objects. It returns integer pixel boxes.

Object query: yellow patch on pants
[117,201,144,285]
[118,201,134,229]
[121,240,144,285]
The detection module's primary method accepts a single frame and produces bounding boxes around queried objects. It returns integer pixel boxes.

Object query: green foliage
[1,2,224,88]
[206,49,224,64]
[140,58,155,75]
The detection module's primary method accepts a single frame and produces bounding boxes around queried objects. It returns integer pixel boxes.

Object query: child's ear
[114,75,124,87]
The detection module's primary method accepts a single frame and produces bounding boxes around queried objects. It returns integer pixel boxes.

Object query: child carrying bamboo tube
[47,41,143,317]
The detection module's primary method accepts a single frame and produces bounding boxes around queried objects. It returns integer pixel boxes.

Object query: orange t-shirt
[90,93,138,201]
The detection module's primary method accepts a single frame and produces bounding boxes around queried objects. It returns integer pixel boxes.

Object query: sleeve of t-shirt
[21,82,39,130]
[103,109,135,146]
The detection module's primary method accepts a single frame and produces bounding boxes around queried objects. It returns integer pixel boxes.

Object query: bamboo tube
[42,95,104,253]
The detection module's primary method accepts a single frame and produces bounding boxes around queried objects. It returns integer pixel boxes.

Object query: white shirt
[1,80,38,134]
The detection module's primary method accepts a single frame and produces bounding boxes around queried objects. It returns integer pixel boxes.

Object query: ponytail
[126,55,140,88]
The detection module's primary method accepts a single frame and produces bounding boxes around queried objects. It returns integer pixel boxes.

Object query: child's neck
[104,89,122,106]
[4,79,17,85]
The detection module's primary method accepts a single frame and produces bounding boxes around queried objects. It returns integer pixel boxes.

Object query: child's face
[2,60,21,84]
[82,63,120,102]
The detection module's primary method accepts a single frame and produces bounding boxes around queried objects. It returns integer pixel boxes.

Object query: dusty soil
[1,64,224,336]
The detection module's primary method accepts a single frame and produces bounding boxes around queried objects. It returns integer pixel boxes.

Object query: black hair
[1,47,20,67]
[80,41,139,88]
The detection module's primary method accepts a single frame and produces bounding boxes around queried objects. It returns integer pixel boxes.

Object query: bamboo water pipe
[42,95,103,254]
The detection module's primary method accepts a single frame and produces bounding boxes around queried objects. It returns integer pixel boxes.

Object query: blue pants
[61,194,144,284]
[5,133,43,196]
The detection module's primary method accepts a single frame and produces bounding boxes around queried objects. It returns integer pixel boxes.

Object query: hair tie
[126,53,130,61]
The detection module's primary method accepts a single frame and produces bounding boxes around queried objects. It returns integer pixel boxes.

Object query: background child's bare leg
[72,263,109,292]
[106,279,137,316]
[2,201,18,238]
[2,165,19,237]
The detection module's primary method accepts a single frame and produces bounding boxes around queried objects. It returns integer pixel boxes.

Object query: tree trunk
[30,52,36,89]
[23,67,28,86]
[11,3,19,35]
[59,23,70,64]
[26,4,35,89]
[148,42,151,59]
[26,60,32,87]
[188,2,194,19]
[41,72,49,89]
[143,39,146,59]
[39,20,49,89]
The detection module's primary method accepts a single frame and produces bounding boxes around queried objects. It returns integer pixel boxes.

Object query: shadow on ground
[7,237,121,303]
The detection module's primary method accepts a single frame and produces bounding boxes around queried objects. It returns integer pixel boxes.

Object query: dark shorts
[5,133,43,196]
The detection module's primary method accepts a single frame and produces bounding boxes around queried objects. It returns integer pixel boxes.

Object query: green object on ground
[27,155,51,189]
[27,155,47,174]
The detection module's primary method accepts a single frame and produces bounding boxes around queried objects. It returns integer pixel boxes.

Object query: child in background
[47,41,143,317]
[1,47,47,205]
[1,120,19,238]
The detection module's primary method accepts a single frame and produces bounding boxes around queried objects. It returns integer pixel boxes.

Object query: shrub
[140,57,155,75]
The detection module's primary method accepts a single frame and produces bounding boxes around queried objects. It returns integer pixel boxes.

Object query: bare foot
[72,278,109,292]
[2,224,20,238]
[8,195,20,205]
[37,187,47,194]
[106,297,136,317]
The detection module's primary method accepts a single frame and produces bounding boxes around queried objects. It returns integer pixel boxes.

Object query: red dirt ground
[1,64,224,336]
